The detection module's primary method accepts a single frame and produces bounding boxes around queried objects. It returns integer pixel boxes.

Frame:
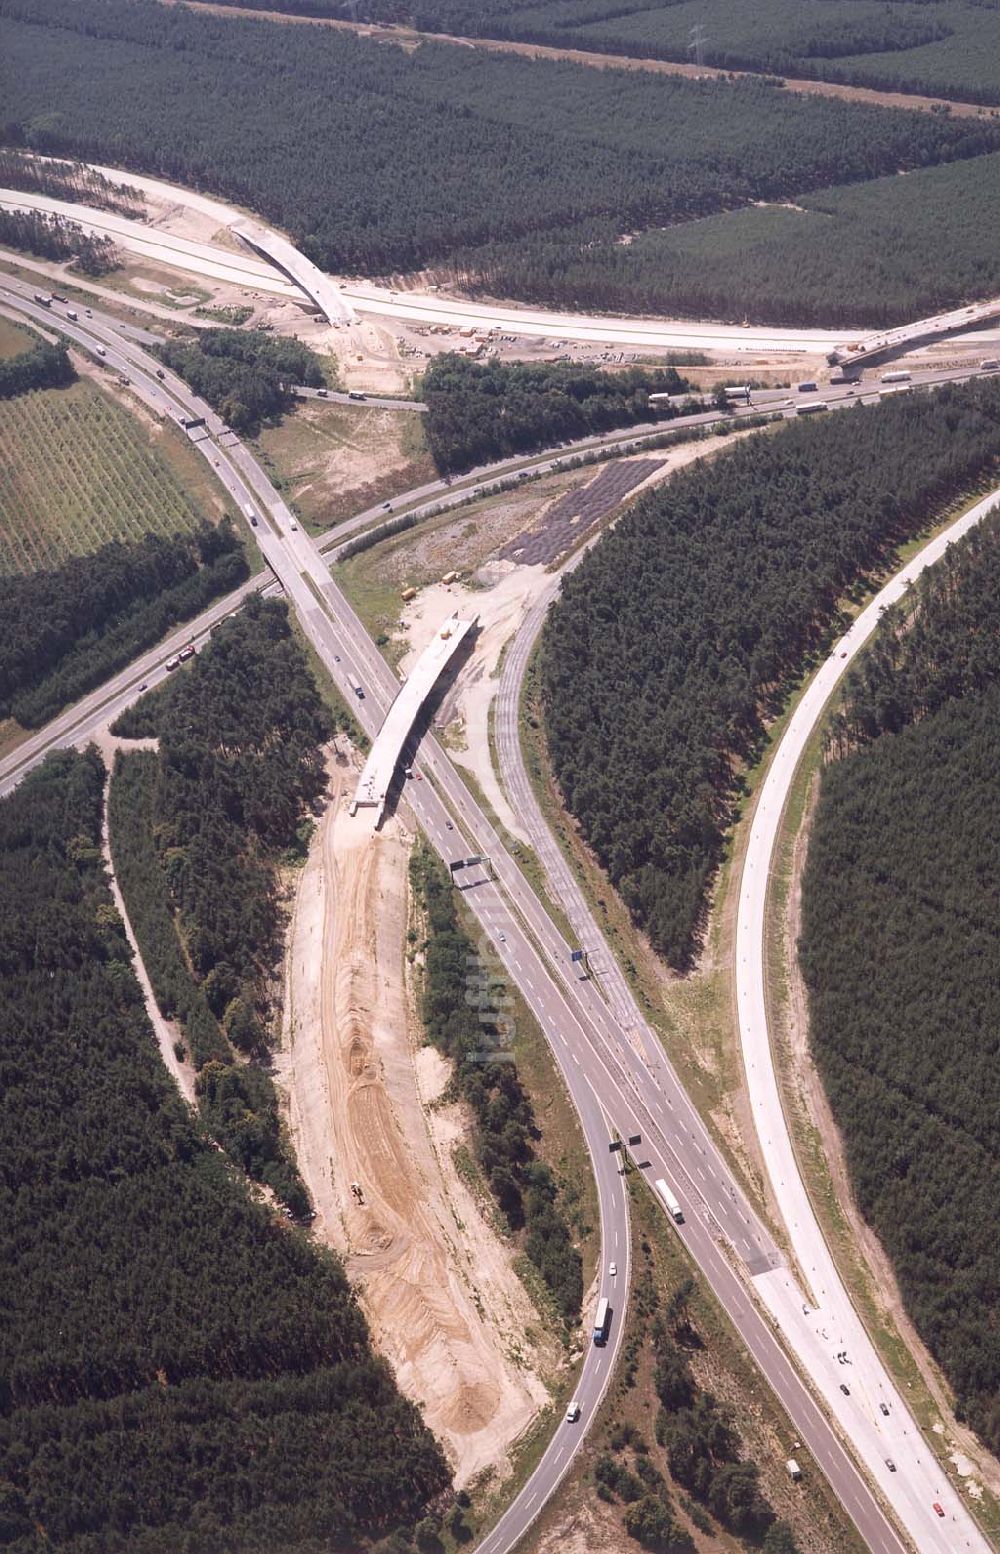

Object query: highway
[0,281,634,1550]
[0,286,911,1554]
[1,283,992,1553]
[0,180,844,354]
[293,384,427,411]
[490,455,994,1551]
[735,489,1000,1551]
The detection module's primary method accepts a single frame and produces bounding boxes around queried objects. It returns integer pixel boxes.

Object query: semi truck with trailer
[655,1178,684,1223]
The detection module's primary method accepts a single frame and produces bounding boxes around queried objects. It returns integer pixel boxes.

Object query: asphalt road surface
[1,282,993,1553]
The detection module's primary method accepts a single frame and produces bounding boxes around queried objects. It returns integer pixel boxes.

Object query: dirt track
[280,754,556,1482]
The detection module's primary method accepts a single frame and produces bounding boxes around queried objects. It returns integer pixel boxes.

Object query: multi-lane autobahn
[0,281,993,1554]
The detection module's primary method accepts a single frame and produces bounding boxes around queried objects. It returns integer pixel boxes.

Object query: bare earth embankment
[279,751,557,1484]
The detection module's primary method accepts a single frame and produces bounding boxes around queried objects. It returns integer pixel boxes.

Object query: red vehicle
[178,645,195,662]
[933,1504,945,1518]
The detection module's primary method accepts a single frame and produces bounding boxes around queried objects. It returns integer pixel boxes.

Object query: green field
[0,379,208,574]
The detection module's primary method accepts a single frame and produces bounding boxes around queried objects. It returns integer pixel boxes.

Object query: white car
[608,1262,617,1277]
[565,1401,581,1423]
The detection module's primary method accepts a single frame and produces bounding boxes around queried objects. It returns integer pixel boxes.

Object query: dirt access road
[280,753,557,1484]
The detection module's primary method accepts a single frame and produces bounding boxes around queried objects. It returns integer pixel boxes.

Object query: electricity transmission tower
[688,23,708,68]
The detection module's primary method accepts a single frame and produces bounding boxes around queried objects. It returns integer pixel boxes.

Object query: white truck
[655,1178,684,1223]
[347,673,364,699]
[786,1459,802,1482]
[243,502,259,528]
[880,370,911,384]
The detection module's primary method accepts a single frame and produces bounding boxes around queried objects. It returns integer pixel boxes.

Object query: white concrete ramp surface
[353,613,477,823]
[232,221,356,327]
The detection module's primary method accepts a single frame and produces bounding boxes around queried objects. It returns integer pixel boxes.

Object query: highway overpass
[232,220,357,327]
[836,296,1000,371]
[352,611,478,823]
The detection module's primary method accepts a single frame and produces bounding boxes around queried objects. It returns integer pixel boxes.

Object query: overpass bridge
[232,221,357,327]
[352,612,478,825]
[833,295,1000,372]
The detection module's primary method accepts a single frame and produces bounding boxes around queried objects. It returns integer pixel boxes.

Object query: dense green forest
[109,600,331,1209]
[0,522,248,727]
[0,337,74,399]
[0,747,449,1552]
[208,0,1000,106]
[422,356,690,474]
[410,845,583,1322]
[800,515,1000,1453]
[108,751,310,1215]
[4,0,999,327]
[461,150,1000,330]
[309,0,1000,106]
[542,382,1000,969]
[157,329,325,434]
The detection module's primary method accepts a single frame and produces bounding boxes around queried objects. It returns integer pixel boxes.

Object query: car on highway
[840,1384,850,1396]
[95,346,106,357]
[138,682,148,692]
[933,1503,945,1517]
[445,820,453,830]
[155,368,165,380]
[886,1460,896,1473]
[498,932,506,942]
[565,1401,581,1423]
[608,1262,617,1277]
[290,521,298,531]
[880,1402,890,1417]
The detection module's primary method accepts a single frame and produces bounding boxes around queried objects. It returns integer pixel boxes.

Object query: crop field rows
[0,381,204,574]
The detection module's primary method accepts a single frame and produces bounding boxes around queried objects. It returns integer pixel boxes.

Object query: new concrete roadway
[1,284,992,1552]
[735,489,1000,1551]
[0,180,845,354]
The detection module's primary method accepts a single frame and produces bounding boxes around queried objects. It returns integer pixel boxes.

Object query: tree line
[0,336,74,399]
[0,143,144,214]
[4,0,998,303]
[109,600,332,1213]
[410,844,583,1323]
[800,512,1000,1453]
[157,328,325,435]
[108,750,310,1217]
[421,355,690,474]
[541,381,1000,969]
[0,521,248,727]
[0,747,450,1552]
[0,205,120,274]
